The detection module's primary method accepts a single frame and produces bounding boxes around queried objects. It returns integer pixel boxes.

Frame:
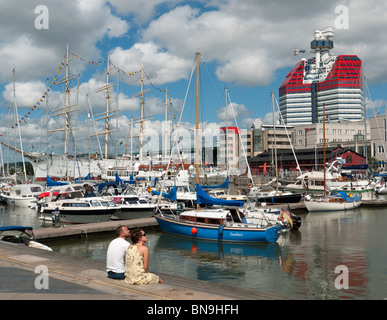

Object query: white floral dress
[124,244,159,285]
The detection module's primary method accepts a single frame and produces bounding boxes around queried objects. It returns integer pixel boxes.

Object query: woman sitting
[125,229,163,285]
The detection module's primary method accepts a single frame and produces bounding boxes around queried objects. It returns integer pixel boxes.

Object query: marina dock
[32,197,387,242]
[33,217,159,241]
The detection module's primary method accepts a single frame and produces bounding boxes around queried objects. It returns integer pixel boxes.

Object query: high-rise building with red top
[279,27,364,125]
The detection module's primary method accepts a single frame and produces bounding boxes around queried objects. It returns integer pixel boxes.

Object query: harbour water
[1,196,387,300]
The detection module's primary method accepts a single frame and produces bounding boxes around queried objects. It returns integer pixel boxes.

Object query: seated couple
[106,225,163,284]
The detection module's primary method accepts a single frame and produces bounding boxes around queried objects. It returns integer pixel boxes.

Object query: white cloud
[108,0,182,23]
[365,98,387,114]
[2,80,46,108]
[0,0,129,82]
[137,0,387,86]
[216,102,249,121]
[0,36,59,83]
[110,42,192,85]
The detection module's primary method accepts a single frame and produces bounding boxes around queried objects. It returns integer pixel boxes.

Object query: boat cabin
[5,184,43,198]
[178,209,246,225]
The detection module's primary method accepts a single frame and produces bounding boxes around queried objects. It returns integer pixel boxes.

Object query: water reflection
[280,209,371,299]
[153,233,283,283]
[0,205,42,228]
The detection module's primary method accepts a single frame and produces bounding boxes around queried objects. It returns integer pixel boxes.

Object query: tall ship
[0,45,190,182]
[279,27,364,126]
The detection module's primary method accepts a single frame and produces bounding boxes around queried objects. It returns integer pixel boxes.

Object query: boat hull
[111,206,155,220]
[256,193,303,204]
[155,215,281,243]
[1,196,37,207]
[374,184,387,194]
[305,199,362,212]
[57,208,116,224]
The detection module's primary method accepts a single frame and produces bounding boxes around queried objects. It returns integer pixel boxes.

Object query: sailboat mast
[140,65,144,160]
[164,88,168,158]
[225,87,228,176]
[195,52,200,186]
[271,92,278,192]
[12,69,27,182]
[64,43,70,158]
[104,56,111,159]
[323,103,326,197]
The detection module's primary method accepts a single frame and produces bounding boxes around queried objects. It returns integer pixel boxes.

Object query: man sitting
[106,225,130,279]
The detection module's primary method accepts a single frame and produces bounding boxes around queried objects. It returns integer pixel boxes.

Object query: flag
[281,208,293,229]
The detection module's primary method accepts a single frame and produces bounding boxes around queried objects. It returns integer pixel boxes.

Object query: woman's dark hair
[130,228,143,244]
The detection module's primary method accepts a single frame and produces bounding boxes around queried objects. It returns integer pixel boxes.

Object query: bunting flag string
[70,52,107,66]
[1,50,173,137]
[143,72,178,125]
[70,52,142,78]
[7,57,67,133]
[109,62,141,78]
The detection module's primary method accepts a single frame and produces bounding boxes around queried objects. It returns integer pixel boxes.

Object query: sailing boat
[0,69,43,208]
[154,53,282,243]
[304,104,362,212]
[247,92,303,204]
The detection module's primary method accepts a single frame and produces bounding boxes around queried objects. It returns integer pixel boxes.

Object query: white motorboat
[58,198,118,224]
[38,184,119,224]
[0,184,44,207]
[110,189,156,220]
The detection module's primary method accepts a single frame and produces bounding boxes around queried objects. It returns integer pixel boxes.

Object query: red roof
[279,55,362,96]
[317,55,362,91]
[220,126,240,134]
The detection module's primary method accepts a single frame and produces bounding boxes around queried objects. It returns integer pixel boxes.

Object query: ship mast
[50,43,78,180]
[130,65,151,160]
[94,56,118,159]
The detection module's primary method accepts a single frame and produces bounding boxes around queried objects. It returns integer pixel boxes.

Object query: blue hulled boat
[154,185,282,243]
[155,209,281,243]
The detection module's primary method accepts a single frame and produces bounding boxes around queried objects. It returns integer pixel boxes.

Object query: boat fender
[218,224,223,236]
[191,227,197,235]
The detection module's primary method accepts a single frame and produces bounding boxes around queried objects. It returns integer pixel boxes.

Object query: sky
[1,0,387,158]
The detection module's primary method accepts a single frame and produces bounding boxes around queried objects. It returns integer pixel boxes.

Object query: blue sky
[1,0,387,156]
